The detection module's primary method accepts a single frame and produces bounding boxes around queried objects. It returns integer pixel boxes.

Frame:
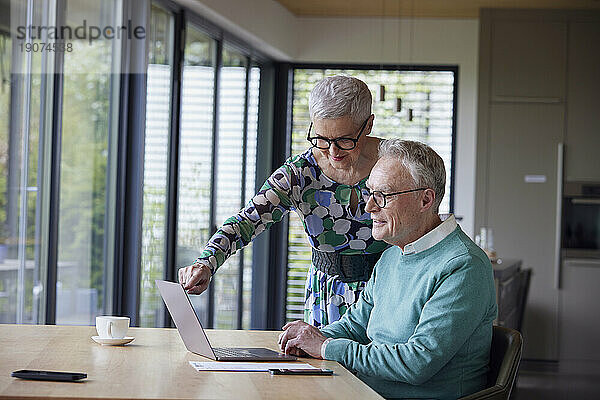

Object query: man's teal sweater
[321,226,497,399]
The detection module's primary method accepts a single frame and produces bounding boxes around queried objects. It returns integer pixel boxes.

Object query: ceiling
[274,0,600,18]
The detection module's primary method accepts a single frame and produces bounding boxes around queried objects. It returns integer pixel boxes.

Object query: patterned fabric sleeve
[195,157,301,274]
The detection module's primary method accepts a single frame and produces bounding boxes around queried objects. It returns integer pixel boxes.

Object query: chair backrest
[459,326,523,400]
[516,269,531,332]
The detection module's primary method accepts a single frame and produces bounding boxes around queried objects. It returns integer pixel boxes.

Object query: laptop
[156,280,297,361]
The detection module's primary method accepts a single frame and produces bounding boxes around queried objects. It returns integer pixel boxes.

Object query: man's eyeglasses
[361,187,427,208]
[307,116,370,150]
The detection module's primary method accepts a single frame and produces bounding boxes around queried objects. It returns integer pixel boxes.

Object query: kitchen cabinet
[559,258,600,361]
[477,8,600,362]
[476,9,580,361]
[491,20,566,99]
[565,22,600,182]
[486,103,563,360]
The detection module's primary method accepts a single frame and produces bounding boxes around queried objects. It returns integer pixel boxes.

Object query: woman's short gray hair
[378,139,446,213]
[309,75,372,126]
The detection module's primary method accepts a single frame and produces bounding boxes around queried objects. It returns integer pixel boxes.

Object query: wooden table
[0,324,383,399]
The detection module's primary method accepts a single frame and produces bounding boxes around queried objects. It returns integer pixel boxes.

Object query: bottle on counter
[475,227,498,262]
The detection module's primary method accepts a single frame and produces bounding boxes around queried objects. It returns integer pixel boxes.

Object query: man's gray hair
[309,75,372,126]
[378,139,446,213]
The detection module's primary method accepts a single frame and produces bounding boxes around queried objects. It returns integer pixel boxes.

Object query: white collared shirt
[400,214,457,255]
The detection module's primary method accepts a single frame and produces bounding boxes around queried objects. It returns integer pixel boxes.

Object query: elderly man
[278,139,497,399]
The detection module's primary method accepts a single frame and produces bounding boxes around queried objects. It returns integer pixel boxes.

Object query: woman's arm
[179,157,302,293]
[197,162,299,273]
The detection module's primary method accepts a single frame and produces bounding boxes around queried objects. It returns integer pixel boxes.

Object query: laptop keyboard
[213,348,255,358]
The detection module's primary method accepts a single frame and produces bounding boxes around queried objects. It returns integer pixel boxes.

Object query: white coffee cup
[96,316,130,339]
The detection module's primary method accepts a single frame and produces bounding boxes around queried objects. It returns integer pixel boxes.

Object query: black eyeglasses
[306,116,370,150]
[361,187,427,208]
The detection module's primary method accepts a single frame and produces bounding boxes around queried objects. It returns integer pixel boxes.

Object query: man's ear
[420,189,436,212]
[365,114,375,136]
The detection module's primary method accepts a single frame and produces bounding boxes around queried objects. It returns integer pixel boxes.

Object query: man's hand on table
[278,320,327,359]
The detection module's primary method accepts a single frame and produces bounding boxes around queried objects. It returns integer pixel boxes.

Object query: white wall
[182,1,480,237]
[177,0,298,60]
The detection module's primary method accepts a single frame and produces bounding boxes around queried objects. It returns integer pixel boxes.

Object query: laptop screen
[156,280,216,359]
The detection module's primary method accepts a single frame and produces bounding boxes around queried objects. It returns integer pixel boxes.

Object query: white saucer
[92,336,135,346]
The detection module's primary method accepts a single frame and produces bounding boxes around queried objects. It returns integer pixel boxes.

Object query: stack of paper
[189,361,318,372]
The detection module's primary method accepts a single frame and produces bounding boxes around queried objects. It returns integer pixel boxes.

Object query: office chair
[459,326,523,400]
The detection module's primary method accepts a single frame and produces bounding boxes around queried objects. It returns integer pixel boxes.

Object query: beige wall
[181,0,479,237]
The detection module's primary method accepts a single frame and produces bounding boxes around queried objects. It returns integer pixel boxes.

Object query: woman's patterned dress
[196,148,388,327]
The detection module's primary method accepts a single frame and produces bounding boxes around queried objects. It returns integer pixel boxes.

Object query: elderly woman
[178,75,388,327]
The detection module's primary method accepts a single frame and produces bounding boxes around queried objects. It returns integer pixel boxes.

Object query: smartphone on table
[269,368,333,376]
[11,370,87,382]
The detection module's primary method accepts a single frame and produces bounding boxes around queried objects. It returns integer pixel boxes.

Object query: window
[175,22,215,325]
[0,20,17,323]
[0,4,48,324]
[1,0,121,325]
[243,65,260,328]
[1,0,267,328]
[178,44,261,330]
[139,3,174,328]
[211,46,253,329]
[55,0,121,325]
[139,4,264,329]
[286,67,457,321]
